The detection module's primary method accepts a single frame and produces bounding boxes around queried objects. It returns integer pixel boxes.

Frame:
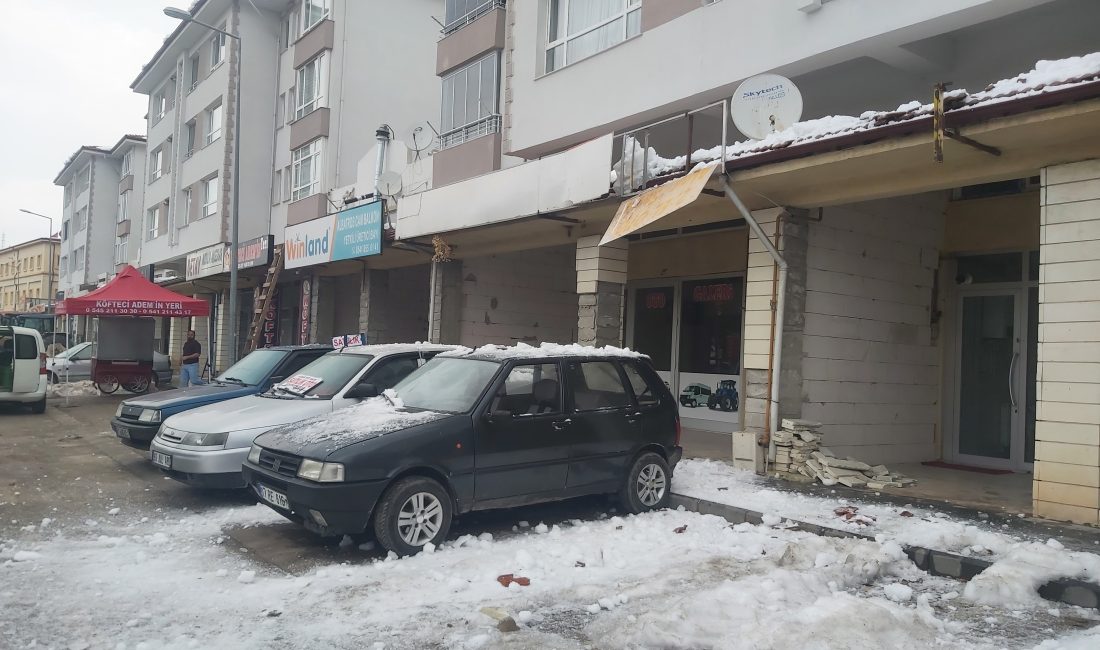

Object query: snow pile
[612,50,1100,190]
[964,541,1100,608]
[47,380,101,398]
[259,396,449,453]
[442,341,647,360]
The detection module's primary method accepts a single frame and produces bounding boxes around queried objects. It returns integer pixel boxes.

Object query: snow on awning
[599,162,719,245]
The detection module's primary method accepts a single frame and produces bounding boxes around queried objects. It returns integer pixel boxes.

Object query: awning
[57,265,211,317]
[599,162,719,245]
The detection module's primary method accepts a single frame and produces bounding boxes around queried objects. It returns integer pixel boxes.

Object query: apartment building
[110,137,149,269]
[332,0,1100,524]
[0,238,60,312]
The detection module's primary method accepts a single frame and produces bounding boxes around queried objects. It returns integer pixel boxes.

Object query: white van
[0,326,48,414]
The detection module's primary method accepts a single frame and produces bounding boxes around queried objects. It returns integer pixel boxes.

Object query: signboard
[237,235,273,270]
[276,374,323,395]
[299,279,312,345]
[260,289,279,347]
[185,243,229,281]
[332,333,366,349]
[600,162,718,245]
[285,200,383,269]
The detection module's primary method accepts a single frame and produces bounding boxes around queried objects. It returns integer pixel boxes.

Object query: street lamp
[18,209,55,308]
[163,6,242,364]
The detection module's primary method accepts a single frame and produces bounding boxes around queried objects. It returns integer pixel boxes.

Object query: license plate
[257,484,290,510]
[114,424,131,440]
[151,450,172,469]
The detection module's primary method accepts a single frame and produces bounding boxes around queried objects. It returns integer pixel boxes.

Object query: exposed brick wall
[361,265,431,344]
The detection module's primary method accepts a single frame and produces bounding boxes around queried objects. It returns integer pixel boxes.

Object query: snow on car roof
[439,341,648,361]
[326,343,456,356]
[260,396,448,454]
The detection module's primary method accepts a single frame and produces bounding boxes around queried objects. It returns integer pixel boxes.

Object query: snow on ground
[2,495,1098,649]
[676,459,1100,607]
[46,380,101,398]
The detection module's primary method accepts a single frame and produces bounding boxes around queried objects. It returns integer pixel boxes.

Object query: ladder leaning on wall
[246,244,285,352]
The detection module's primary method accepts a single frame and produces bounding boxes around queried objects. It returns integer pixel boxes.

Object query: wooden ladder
[246,244,285,352]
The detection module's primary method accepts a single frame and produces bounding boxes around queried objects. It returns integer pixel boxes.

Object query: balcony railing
[442,0,505,35]
[439,114,502,150]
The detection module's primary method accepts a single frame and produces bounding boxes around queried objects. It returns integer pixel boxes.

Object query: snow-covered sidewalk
[3,493,1099,649]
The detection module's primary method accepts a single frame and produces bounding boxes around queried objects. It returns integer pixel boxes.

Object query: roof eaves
[53,146,112,185]
[130,0,209,92]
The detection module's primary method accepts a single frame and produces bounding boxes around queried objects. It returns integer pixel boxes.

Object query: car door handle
[552,419,573,431]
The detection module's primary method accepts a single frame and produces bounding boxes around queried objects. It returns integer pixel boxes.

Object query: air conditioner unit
[154,270,179,284]
[97,273,108,282]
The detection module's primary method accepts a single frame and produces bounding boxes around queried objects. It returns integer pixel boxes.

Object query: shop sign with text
[185,243,228,281]
[284,200,383,270]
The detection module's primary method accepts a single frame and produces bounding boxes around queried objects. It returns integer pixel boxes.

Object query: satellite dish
[378,171,403,197]
[408,121,438,159]
[731,73,803,140]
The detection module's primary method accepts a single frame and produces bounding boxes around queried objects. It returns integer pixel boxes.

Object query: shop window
[956,253,1024,284]
[630,287,674,371]
[678,278,742,375]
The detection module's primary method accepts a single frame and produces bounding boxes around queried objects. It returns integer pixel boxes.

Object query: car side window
[492,363,561,417]
[73,346,93,361]
[14,335,38,360]
[363,357,419,391]
[622,362,660,408]
[566,361,631,412]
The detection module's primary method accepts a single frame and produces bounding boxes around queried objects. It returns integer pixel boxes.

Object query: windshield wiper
[382,390,397,407]
[220,377,248,386]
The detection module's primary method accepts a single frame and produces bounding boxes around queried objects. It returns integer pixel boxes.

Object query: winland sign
[285,200,383,269]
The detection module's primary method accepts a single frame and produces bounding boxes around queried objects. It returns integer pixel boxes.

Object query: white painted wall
[507,0,1062,157]
[87,156,122,284]
[457,245,579,347]
[799,194,945,466]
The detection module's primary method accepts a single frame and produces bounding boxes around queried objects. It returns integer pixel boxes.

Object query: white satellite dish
[408,121,437,158]
[378,171,403,197]
[731,73,804,140]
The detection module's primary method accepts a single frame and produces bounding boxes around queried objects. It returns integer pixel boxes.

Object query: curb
[670,493,1100,610]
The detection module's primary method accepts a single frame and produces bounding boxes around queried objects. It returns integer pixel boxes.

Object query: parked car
[0,325,47,414]
[0,313,67,356]
[243,345,683,556]
[679,382,711,407]
[46,342,172,390]
[111,345,332,449]
[149,344,453,489]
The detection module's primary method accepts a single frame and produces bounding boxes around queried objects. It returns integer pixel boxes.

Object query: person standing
[180,329,205,387]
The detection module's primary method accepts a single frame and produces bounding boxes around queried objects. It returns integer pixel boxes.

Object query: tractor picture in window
[679,383,711,408]
[707,379,739,412]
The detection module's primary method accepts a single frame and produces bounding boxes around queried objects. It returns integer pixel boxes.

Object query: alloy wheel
[397,492,444,547]
[636,463,667,506]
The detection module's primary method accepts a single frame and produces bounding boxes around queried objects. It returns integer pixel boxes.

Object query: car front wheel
[373,476,453,556]
[620,452,671,514]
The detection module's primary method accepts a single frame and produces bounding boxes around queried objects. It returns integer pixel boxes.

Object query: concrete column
[576,236,627,347]
[212,290,233,373]
[428,260,463,345]
[167,316,186,373]
[191,295,211,373]
[1033,160,1100,525]
[742,208,784,435]
[778,216,809,421]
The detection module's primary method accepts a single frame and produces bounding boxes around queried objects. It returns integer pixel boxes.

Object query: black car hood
[256,397,452,457]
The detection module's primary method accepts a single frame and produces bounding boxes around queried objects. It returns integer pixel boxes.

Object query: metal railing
[442,0,506,35]
[616,99,729,196]
[439,114,501,150]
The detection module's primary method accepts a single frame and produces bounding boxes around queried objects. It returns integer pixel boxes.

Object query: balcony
[439,114,501,150]
[442,0,505,36]
[437,1,506,75]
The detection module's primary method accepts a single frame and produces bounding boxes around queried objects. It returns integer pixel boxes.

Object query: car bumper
[1,389,46,404]
[149,439,249,488]
[112,418,160,447]
[241,463,388,537]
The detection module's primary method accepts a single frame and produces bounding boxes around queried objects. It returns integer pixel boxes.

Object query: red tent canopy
[57,265,210,317]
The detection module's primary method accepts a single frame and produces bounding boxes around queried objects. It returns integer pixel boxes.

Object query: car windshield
[54,342,91,360]
[269,352,374,399]
[215,349,287,386]
[390,357,500,413]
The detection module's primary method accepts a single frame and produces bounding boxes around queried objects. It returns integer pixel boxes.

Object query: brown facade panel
[641,0,700,32]
[116,220,130,237]
[293,19,335,69]
[118,174,134,194]
[436,8,506,75]
[287,193,329,226]
[432,133,502,187]
[289,108,331,151]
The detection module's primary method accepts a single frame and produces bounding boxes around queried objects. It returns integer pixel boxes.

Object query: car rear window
[15,334,38,360]
[566,361,631,411]
[622,362,661,407]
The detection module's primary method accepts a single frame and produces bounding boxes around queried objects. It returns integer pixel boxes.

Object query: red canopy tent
[57,265,210,317]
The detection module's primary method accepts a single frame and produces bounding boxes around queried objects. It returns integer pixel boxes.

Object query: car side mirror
[346,383,380,400]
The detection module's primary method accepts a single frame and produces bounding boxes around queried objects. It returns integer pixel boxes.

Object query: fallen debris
[772,420,915,489]
[496,574,531,588]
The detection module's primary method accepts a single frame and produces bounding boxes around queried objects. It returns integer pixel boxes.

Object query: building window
[295,54,325,120]
[121,151,132,175]
[74,247,85,271]
[206,103,223,145]
[147,206,160,240]
[182,187,192,226]
[115,235,128,264]
[301,0,329,33]
[62,220,70,241]
[291,139,322,201]
[185,120,197,157]
[201,176,219,218]
[74,208,87,232]
[444,0,504,33]
[150,148,164,181]
[59,257,68,276]
[545,0,641,73]
[188,54,201,91]
[283,164,292,201]
[272,169,282,205]
[151,88,168,122]
[276,92,285,126]
[63,183,73,207]
[117,192,127,223]
[210,27,227,67]
[440,53,500,149]
[75,167,90,195]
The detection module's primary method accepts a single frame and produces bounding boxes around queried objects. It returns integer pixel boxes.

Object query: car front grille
[257,449,302,478]
[160,429,183,443]
[119,405,143,421]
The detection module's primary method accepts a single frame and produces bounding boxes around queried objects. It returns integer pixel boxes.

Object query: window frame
[493,361,564,418]
[147,206,160,241]
[115,234,128,265]
[295,53,326,121]
[291,139,322,202]
[206,104,223,145]
[544,0,642,73]
[566,359,634,413]
[201,176,219,218]
[210,27,227,68]
[74,246,85,271]
[440,52,500,144]
[150,148,164,181]
[300,0,330,34]
[182,187,192,226]
[185,120,197,157]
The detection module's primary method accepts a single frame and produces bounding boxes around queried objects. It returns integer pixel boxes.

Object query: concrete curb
[670,493,1100,610]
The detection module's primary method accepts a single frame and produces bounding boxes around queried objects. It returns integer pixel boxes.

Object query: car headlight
[179,431,230,447]
[297,459,345,483]
[247,444,262,465]
[138,409,161,423]
[115,404,125,418]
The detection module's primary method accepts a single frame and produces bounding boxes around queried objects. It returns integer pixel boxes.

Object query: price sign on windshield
[277,374,324,395]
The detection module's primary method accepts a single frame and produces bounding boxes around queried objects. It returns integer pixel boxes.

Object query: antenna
[408,121,438,161]
[731,73,804,140]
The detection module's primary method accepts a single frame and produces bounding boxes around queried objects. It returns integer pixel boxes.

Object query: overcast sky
[0,1,178,249]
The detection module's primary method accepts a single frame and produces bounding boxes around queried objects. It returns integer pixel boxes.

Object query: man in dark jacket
[180,330,204,387]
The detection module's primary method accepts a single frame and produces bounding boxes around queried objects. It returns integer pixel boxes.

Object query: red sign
[277,374,323,395]
[299,279,312,345]
[645,292,667,310]
[691,284,735,303]
[261,290,279,347]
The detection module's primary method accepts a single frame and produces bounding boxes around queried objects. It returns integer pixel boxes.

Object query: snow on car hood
[259,396,448,454]
[164,394,332,434]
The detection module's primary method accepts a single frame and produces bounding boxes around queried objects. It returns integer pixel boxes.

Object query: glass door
[677,278,743,427]
[953,289,1029,469]
[627,285,676,392]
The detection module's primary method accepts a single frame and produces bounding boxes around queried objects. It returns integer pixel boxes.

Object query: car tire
[372,476,453,557]
[30,397,46,414]
[620,452,671,514]
[48,372,59,385]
